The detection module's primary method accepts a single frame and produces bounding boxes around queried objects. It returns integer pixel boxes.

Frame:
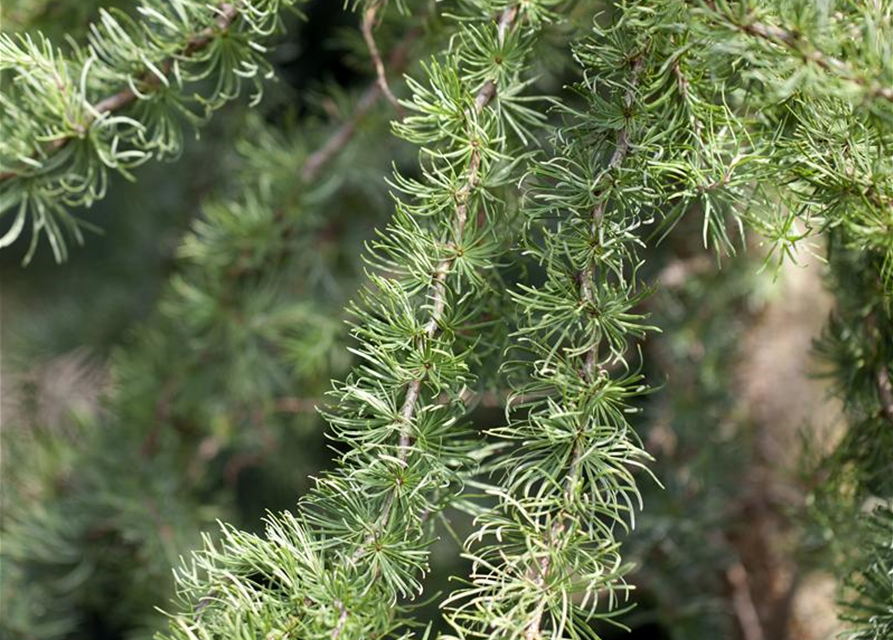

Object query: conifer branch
[0,2,243,185]
[737,19,893,103]
[441,15,675,633]
[695,0,893,106]
[522,54,645,640]
[158,2,552,636]
[0,0,301,261]
[349,3,517,572]
[395,3,516,444]
[361,0,403,115]
[0,2,239,185]
[302,19,420,182]
[840,506,893,640]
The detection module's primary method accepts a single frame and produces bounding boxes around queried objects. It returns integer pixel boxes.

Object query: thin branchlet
[302,18,421,183]
[361,0,403,115]
[353,2,518,563]
[522,53,646,640]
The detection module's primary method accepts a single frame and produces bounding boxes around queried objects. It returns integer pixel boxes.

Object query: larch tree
[0,1,890,640]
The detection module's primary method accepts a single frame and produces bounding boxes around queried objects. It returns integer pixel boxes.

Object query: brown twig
[301,21,420,183]
[0,3,239,183]
[726,561,767,640]
[867,311,893,424]
[301,83,382,183]
[878,365,893,423]
[331,600,349,640]
[361,0,403,116]
[731,15,893,103]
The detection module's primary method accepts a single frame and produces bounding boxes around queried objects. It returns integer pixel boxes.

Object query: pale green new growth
[0,0,301,261]
[0,1,890,639]
[158,1,560,637]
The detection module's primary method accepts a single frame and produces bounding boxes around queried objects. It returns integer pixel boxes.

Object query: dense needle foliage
[1,1,891,639]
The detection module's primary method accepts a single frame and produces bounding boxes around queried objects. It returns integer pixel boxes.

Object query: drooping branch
[396,3,518,444]
[350,5,519,562]
[523,55,643,640]
[702,4,893,104]
[0,3,239,184]
[302,18,421,182]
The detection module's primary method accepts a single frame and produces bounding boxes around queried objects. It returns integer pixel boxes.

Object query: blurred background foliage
[0,1,885,639]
